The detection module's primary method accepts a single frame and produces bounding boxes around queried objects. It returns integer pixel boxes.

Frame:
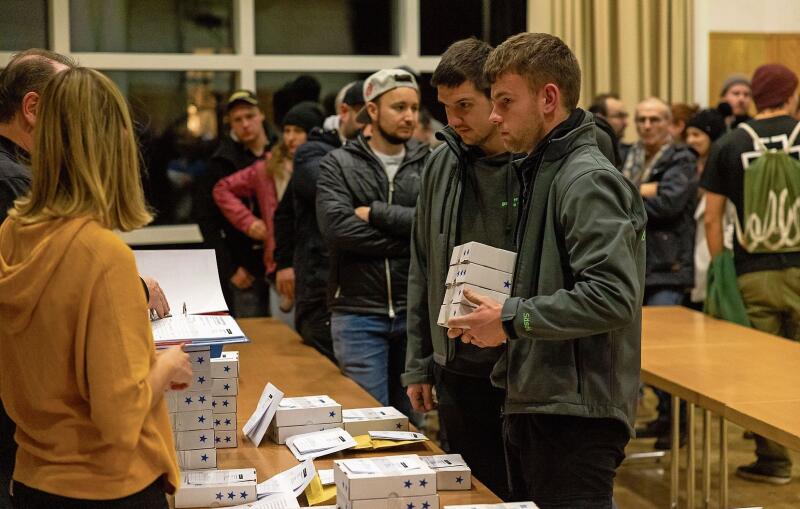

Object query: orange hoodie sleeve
[83,235,156,451]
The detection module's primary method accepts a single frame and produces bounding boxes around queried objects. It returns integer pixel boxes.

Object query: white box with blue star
[421,455,471,490]
[167,390,212,413]
[212,396,237,414]
[174,468,257,508]
[177,448,216,470]
[449,244,463,266]
[212,377,239,396]
[453,263,512,295]
[215,430,237,448]
[457,242,517,273]
[268,421,340,444]
[333,455,436,501]
[188,347,212,372]
[213,412,237,431]
[338,494,440,509]
[274,395,342,426]
[175,429,215,450]
[170,410,214,432]
[211,351,239,378]
[342,407,409,437]
[185,372,213,392]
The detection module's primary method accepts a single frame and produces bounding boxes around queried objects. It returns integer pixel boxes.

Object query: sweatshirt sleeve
[84,237,158,451]
[212,163,260,235]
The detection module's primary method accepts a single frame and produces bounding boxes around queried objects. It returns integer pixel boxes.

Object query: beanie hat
[687,108,727,142]
[751,64,799,111]
[281,101,325,133]
[720,73,750,97]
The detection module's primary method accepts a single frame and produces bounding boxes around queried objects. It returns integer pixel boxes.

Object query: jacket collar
[346,133,428,163]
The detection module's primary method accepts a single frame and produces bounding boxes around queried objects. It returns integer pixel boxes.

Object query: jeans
[434,365,509,500]
[504,414,628,508]
[228,277,270,318]
[11,479,168,509]
[330,312,410,415]
[738,268,800,472]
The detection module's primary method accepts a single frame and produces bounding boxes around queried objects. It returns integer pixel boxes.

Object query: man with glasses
[624,97,696,449]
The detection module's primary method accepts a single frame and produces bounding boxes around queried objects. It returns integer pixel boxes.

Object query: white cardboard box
[212,396,237,414]
[170,410,214,432]
[334,455,436,500]
[274,395,342,426]
[449,244,463,266]
[436,304,449,327]
[212,377,239,396]
[338,494,440,509]
[268,422,340,444]
[187,347,212,370]
[167,390,213,413]
[215,430,237,448]
[177,448,217,470]
[185,372,213,392]
[454,264,512,294]
[211,351,240,378]
[213,413,237,432]
[458,241,516,273]
[447,303,475,323]
[174,468,257,508]
[342,407,409,437]
[175,429,215,450]
[443,286,455,306]
[421,455,471,491]
[445,265,458,287]
[450,284,510,307]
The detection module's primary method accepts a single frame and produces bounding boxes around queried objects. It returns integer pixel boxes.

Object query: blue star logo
[225,435,232,443]
[216,492,223,500]
[212,400,217,407]
[419,479,428,488]
[224,366,231,372]
[403,480,412,489]
[184,396,193,405]
[201,454,209,462]
[504,280,511,288]
[198,376,206,384]
[222,400,229,407]
[240,492,248,499]
[215,419,221,426]
[197,356,204,364]
[199,395,206,403]
[228,492,235,500]
[422,502,430,509]
[456,476,463,484]
[223,383,230,391]
[199,434,207,443]
[215,436,221,443]
[225,418,232,425]
[396,423,403,429]
[198,415,206,423]
[329,411,335,418]
[407,504,415,509]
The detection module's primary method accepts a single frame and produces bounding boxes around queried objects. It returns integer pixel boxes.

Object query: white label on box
[211,351,240,378]
[213,396,237,414]
[421,455,466,469]
[213,377,239,396]
[451,284,510,307]
[269,422,340,445]
[334,455,437,500]
[168,390,213,413]
[368,431,426,441]
[171,410,214,432]
[449,244,463,266]
[213,412,237,431]
[454,264,512,294]
[175,468,257,508]
[274,395,342,426]
[177,448,216,470]
[215,430,237,448]
[458,241,517,273]
[338,494,440,509]
[286,427,356,461]
[175,429,215,450]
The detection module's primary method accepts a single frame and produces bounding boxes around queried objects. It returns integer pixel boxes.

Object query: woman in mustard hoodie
[0,67,193,508]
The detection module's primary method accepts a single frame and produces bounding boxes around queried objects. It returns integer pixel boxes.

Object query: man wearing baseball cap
[702,63,800,484]
[316,69,429,414]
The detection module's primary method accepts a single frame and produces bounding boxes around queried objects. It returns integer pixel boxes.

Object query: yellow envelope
[350,434,428,451]
[304,473,337,506]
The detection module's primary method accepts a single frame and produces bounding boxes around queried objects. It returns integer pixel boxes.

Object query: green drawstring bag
[735,122,800,253]
[703,250,750,327]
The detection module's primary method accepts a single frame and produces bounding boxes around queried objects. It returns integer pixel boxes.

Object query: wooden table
[215,318,501,506]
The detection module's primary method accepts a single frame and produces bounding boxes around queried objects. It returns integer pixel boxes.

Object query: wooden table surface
[215,318,501,506]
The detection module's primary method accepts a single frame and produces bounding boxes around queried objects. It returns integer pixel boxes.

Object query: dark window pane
[257,71,365,124]
[0,0,47,50]
[103,71,236,225]
[420,0,526,56]
[71,0,234,53]
[255,0,396,55]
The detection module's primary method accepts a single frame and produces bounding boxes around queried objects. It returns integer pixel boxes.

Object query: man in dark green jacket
[402,38,517,500]
[448,33,646,508]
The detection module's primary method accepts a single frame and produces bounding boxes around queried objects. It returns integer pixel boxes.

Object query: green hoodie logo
[522,312,532,331]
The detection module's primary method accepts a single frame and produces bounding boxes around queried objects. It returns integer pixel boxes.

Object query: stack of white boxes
[334,455,439,509]
[168,346,216,470]
[438,241,516,327]
[268,395,343,444]
[211,351,240,449]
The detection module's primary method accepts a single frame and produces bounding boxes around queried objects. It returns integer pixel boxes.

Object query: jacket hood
[0,216,92,333]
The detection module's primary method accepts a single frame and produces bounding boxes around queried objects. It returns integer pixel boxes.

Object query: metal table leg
[703,410,711,509]
[719,417,728,509]
[671,395,680,508]
[687,402,696,509]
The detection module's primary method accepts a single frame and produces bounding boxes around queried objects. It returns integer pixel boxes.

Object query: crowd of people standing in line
[0,32,799,509]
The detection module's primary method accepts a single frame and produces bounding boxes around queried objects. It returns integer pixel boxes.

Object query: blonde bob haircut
[10,67,152,231]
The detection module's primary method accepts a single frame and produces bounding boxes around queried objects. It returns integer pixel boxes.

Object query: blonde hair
[265,140,290,181]
[10,67,152,231]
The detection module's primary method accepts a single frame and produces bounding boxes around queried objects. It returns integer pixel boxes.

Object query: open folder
[134,249,250,347]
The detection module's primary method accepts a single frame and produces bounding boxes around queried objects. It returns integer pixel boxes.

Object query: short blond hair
[10,67,152,231]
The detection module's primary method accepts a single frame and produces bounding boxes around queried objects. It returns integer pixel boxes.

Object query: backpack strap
[787,121,800,149]
[738,123,769,152]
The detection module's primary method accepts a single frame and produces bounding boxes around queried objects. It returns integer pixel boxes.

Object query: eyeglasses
[635,116,665,125]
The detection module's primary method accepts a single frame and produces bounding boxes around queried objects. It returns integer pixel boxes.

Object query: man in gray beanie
[719,73,752,128]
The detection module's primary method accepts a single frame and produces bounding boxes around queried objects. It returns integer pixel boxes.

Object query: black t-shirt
[700,115,800,274]
[446,149,518,378]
